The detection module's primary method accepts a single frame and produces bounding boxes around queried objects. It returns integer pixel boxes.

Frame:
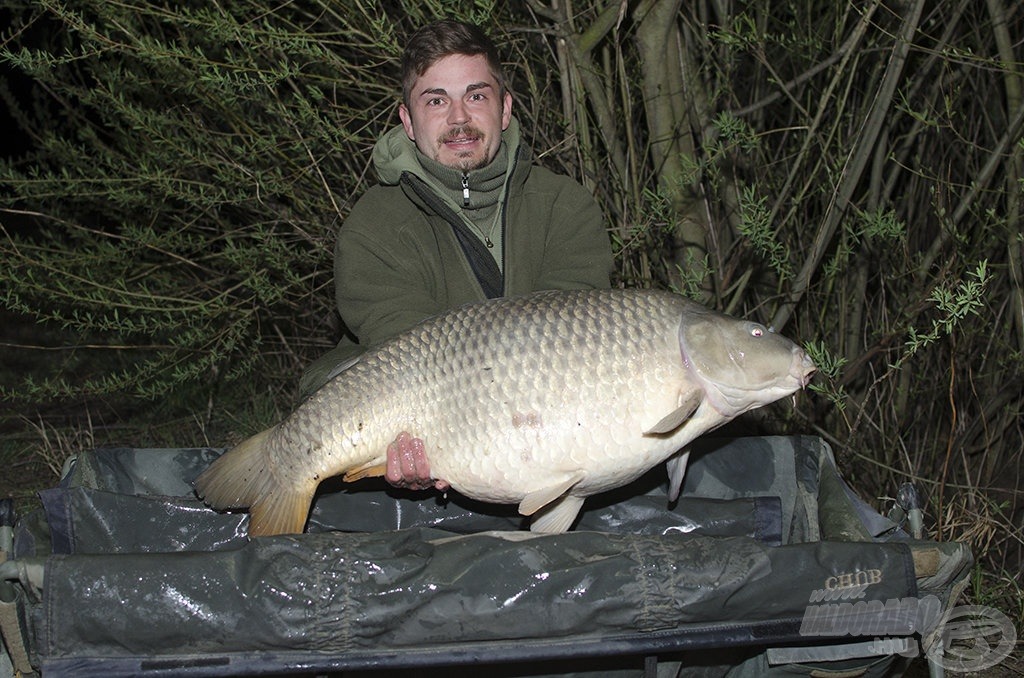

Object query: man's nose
[447,99,469,125]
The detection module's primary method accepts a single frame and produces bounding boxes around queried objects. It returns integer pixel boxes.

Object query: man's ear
[399,103,415,140]
[501,91,512,130]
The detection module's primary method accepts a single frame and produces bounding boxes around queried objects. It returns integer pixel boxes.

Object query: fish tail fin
[194,428,314,537]
[248,488,312,537]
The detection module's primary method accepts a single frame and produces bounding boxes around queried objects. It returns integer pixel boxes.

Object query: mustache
[438,126,486,144]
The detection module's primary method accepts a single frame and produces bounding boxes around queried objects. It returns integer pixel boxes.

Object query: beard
[437,125,491,171]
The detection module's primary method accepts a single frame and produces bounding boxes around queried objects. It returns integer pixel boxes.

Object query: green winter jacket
[298,117,614,398]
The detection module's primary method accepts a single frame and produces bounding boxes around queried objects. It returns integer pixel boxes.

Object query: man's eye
[427,97,445,106]
[469,92,486,102]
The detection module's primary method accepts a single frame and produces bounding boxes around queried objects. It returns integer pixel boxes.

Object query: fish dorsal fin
[518,471,585,516]
[530,495,586,533]
[644,391,702,435]
[666,449,691,502]
[322,354,362,384]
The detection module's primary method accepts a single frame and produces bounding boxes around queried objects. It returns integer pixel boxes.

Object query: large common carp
[195,288,815,536]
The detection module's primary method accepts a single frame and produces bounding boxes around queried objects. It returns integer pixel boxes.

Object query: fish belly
[426,364,692,503]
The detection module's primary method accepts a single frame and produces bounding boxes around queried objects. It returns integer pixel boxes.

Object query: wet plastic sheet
[9,436,973,677]
[37,532,916,661]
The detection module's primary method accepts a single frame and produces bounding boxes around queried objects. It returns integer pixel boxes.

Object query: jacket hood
[372,116,524,187]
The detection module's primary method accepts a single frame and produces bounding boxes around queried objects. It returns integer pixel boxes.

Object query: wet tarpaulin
[6,436,972,677]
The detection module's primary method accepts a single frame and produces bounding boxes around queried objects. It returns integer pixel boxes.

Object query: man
[299,19,614,489]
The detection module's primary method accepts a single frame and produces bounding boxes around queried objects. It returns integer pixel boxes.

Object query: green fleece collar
[373,116,522,204]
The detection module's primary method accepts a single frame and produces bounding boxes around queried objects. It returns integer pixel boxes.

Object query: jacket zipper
[401,172,503,299]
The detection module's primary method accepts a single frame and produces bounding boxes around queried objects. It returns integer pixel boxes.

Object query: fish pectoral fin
[343,461,386,482]
[666,449,691,502]
[529,494,586,534]
[518,472,585,517]
[644,392,702,435]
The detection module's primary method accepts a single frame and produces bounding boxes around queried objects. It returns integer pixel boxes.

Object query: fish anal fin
[644,392,701,435]
[529,495,585,533]
[343,462,386,482]
[666,449,691,502]
[518,472,585,517]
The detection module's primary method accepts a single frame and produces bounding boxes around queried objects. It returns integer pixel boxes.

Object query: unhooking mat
[1,436,972,677]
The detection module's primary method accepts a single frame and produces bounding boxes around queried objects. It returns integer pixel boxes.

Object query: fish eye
[750,325,765,337]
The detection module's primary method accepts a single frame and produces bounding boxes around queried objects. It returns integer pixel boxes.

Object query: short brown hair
[401,20,507,107]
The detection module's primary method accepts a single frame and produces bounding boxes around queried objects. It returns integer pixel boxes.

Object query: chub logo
[808,569,882,602]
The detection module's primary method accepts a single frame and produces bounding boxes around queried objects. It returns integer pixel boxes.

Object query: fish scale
[195,288,815,536]
[420,293,681,497]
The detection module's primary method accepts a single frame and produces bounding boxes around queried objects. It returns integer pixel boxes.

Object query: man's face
[399,53,513,171]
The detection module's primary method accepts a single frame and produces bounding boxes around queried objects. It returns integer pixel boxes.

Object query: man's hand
[385,431,450,491]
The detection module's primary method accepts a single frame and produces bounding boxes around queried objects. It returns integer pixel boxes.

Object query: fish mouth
[792,348,817,388]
